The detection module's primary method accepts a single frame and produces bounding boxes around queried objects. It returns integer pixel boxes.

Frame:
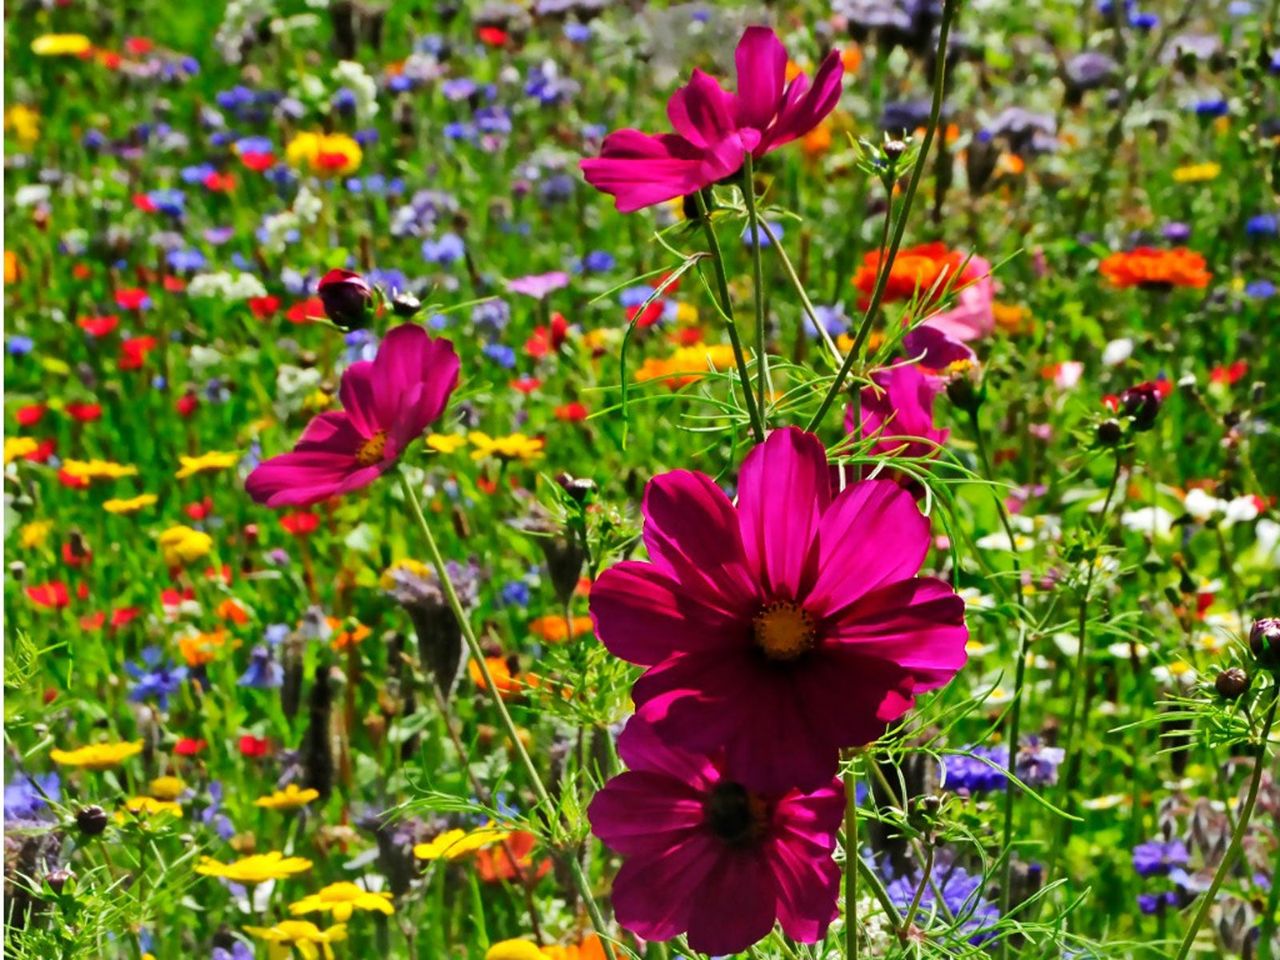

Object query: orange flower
[469,656,524,698]
[528,615,595,644]
[851,242,969,306]
[218,598,250,625]
[1098,247,1211,290]
[327,617,371,650]
[179,630,227,667]
[840,45,863,73]
[474,831,552,884]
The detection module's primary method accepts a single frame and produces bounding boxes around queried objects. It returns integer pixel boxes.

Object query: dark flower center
[753,601,816,661]
[355,430,389,466]
[704,782,767,846]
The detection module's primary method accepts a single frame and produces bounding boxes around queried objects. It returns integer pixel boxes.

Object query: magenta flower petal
[581,130,730,213]
[770,826,843,943]
[736,427,830,598]
[609,835,719,943]
[850,363,950,461]
[338,361,381,438]
[761,50,845,152]
[292,410,365,452]
[686,854,778,954]
[370,324,460,439]
[922,255,996,341]
[667,69,740,149]
[734,26,789,130]
[245,450,360,508]
[586,771,707,855]
[806,479,931,617]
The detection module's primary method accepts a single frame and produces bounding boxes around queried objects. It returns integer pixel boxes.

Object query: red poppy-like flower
[626,302,664,328]
[239,735,270,758]
[286,297,325,325]
[62,540,92,567]
[175,737,208,757]
[79,314,120,336]
[477,26,508,46]
[475,831,552,885]
[555,402,589,422]
[185,497,214,522]
[124,36,153,55]
[248,296,280,319]
[120,336,159,370]
[115,287,151,310]
[589,427,968,793]
[510,376,542,394]
[203,171,236,192]
[1210,360,1248,385]
[524,313,569,358]
[589,717,843,955]
[132,194,158,213]
[176,392,199,418]
[111,607,142,629]
[66,402,103,423]
[72,264,93,281]
[27,582,71,609]
[280,511,320,536]
[58,469,91,489]
[16,404,46,427]
[163,275,186,293]
[1098,247,1211,290]
[240,151,276,172]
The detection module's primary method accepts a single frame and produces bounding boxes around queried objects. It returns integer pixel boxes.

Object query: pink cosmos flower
[920,255,995,342]
[580,26,844,212]
[847,364,950,462]
[507,271,570,300]
[590,427,968,794]
[589,717,843,955]
[246,324,459,508]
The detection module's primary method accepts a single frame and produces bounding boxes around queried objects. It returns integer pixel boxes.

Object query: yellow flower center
[355,431,388,466]
[753,601,815,662]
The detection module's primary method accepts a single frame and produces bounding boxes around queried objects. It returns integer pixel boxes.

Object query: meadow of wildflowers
[3,1,1278,958]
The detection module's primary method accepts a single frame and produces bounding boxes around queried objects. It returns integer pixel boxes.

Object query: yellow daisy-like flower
[289,881,394,921]
[19,520,53,550]
[62,459,138,482]
[487,941,545,960]
[467,432,544,464]
[159,525,213,567]
[31,33,92,56]
[195,851,313,884]
[426,433,468,454]
[104,493,158,515]
[178,629,227,667]
[413,825,510,861]
[149,776,185,801]
[284,131,363,176]
[243,920,347,960]
[116,795,183,822]
[5,436,39,464]
[256,784,321,811]
[4,107,39,147]
[176,451,239,479]
[51,740,143,770]
[1172,162,1221,184]
[379,557,433,591]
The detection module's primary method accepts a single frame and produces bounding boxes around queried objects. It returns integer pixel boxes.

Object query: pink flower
[847,364,950,462]
[920,255,995,342]
[589,717,843,955]
[580,26,844,212]
[246,325,459,508]
[589,428,968,793]
[507,271,570,300]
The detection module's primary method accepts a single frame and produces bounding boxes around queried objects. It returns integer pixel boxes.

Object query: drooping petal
[824,578,969,691]
[759,50,844,153]
[338,361,380,438]
[736,427,830,600]
[589,561,747,666]
[580,130,735,213]
[667,69,739,149]
[686,851,779,955]
[734,26,789,131]
[805,479,932,618]
[588,771,707,856]
[609,834,721,944]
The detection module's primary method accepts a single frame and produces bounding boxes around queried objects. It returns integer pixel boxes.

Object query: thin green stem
[845,764,859,960]
[693,189,765,444]
[742,153,769,424]
[804,0,958,432]
[900,842,935,938]
[1259,828,1280,959]
[1173,687,1278,960]
[397,472,617,960]
[756,219,842,364]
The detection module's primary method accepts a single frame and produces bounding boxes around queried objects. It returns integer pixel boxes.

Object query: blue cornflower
[474,106,512,135]
[1246,214,1277,238]
[742,222,783,248]
[181,163,216,184]
[942,746,1010,793]
[332,87,358,114]
[5,772,60,821]
[1132,838,1189,877]
[442,78,478,101]
[1192,97,1229,118]
[8,335,35,356]
[471,298,510,335]
[619,284,656,308]
[238,646,284,689]
[264,623,290,646]
[167,248,206,272]
[483,343,517,368]
[422,233,466,265]
[126,647,187,709]
[885,858,999,943]
[1129,10,1159,28]
[564,22,592,42]
[1247,280,1276,299]
[201,781,236,841]
[1162,222,1192,243]
[212,943,254,960]
[807,304,848,338]
[500,580,531,607]
[582,250,615,272]
[147,189,186,217]
[1015,737,1065,787]
[1137,891,1179,914]
[215,85,256,111]
[235,135,275,156]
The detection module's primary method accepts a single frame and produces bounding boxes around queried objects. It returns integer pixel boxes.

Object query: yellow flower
[149,776,185,801]
[487,941,545,960]
[104,493,158,515]
[116,795,183,822]
[178,629,227,667]
[244,920,347,960]
[5,437,39,464]
[467,432,544,464]
[20,520,53,549]
[3,248,20,282]
[31,34,92,56]
[159,525,213,566]
[673,302,699,325]
[62,459,139,482]
[303,389,332,413]
[1172,162,1221,184]
[379,557,433,590]
[176,451,239,479]
[413,825,510,861]
[284,131,363,176]
[196,852,313,884]
[289,882,394,921]
[4,107,39,147]
[51,741,143,769]
[426,433,468,454]
[256,784,321,811]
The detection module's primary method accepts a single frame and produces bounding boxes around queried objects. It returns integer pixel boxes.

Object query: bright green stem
[1173,688,1279,960]
[692,189,766,444]
[742,153,770,424]
[757,218,843,364]
[805,0,958,433]
[845,765,859,960]
[398,472,618,960]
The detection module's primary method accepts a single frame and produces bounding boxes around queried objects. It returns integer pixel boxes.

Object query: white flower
[1121,506,1175,538]
[332,60,379,123]
[14,185,51,207]
[1224,496,1260,525]
[1101,338,1133,366]
[1183,488,1226,521]
[187,271,268,301]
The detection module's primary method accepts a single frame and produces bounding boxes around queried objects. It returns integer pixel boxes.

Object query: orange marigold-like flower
[1098,247,1211,290]
[851,242,971,306]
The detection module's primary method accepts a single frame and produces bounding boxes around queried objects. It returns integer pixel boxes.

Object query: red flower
[80,611,106,630]
[555,402,589,422]
[124,36,153,55]
[62,541,92,567]
[120,336,158,370]
[240,151,276,172]
[23,439,56,464]
[286,297,325,325]
[175,737,207,757]
[239,735,270,758]
[248,295,280,319]
[66,402,103,423]
[280,511,320,536]
[626,302,664,328]
[111,607,142,629]
[132,193,158,213]
[79,314,120,336]
[185,497,214,522]
[163,275,186,293]
[72,264,93,281]
[161,587,195,608]
[1210,360,1248,385]
[115,288,151,311]
[477,26,508,46]
[525,312,570,358]
[675,327,703,347]
[58,469,90,489]
[16,404,46,427]
[176,392,199,418]
[203,171,236,192]
[510,376,542,394]
[26,582,70,609]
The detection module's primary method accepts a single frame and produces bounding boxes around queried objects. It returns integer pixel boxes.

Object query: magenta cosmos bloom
[590,427,967,793]
[246,324,459,508]
[580,26,844,212]
[589,717,843,955]
[848,363,950,462]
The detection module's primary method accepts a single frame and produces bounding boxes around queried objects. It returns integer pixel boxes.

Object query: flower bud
[1096,419,1123,447]
[317,269,374,330]
[75,805,109,836]
[391,292,422,317]
[1250,618,1280,671]
[1119,381,1165,431]
[1214,667,1251,700]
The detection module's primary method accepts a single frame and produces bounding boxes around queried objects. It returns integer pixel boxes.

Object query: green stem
[1172,687,1278,960]
[756,219,843,364]
[900,842,935,938]
[1259,827,1280,960]
[742,153,770,425]
[692,189,765,444]
[845,764,859,960]
[804,0,958,432]
[397,472,617,960]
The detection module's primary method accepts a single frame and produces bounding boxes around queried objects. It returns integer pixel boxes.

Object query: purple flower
[1132,838,1190,877]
